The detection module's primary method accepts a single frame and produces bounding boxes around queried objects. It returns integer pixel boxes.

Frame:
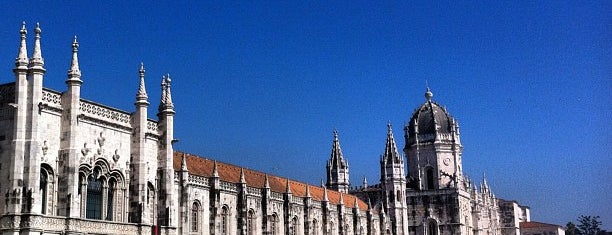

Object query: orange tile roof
[520,221,563,229]
[173,151,368,211]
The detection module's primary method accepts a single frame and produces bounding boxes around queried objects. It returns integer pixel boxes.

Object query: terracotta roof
[520,221,563,229]
[173,151,368,211]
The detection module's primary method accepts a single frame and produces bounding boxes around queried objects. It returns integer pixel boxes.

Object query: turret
[380,122,408,235]
[8,22,29,214]
[325,129,350,193]
[156,74,177,227]
[57,33,83,217]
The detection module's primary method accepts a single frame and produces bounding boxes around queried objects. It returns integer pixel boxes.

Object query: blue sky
[0,1,610,228]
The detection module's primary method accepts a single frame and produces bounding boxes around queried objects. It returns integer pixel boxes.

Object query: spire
[136,62,148,104]
[285,179,292,194]
[212,160,219,178]
[15,21,28,69]
[383,121,401,163]
[320,179,325,187]
[339,192,344,205]
[367,197,372,210]
[239,168,246,184]
[353,195,359,209]
[180,153,188,171]
[264,174,270,188]
[362,176,368,188]
[29,22,44,69]
[67,36,81,82]
[305,183,311,198]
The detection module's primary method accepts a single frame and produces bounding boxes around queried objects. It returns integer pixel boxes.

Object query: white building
[0,23,552,235]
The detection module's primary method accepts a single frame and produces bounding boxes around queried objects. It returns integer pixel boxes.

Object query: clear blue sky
[1,1,609,228]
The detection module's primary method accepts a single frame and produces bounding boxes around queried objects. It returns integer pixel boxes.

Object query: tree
[566,222,577,235]
[575,215,602,235]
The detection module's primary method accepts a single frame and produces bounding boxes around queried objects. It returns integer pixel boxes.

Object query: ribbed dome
[407,88,454,139]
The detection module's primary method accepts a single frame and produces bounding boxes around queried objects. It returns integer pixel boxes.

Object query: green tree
[576,215,602,235]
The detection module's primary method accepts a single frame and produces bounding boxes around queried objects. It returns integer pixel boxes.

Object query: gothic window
[221,206,229,235]
[269,214,278,235]
[247,209,255,235]
[106,178,116,221]
[360,226,364,235]
[426,168,435,190]
[330,221,335,235]
[192,202,200,232]
[86,171,103,219]
[312,219,318,235]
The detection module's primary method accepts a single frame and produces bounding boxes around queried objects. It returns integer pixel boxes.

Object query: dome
[407,88,454,139]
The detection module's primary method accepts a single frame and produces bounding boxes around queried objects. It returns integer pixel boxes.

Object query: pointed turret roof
[383,122,401,163]
[29,22,44,69]
[136,63,148,104]
[15,22,28,69]
[67,36,81,83]
[328,129,348,168]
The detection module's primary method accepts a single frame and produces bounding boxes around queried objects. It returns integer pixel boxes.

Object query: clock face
[443,158,450,166]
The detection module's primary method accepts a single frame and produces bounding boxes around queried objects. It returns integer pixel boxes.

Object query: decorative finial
[362,176,368,188]
[353,195,359,209]
[212,160,219,178]
[136,63,148,103]
[285,178,292,194]
[181,153,188,171]
[30,22,44,68]
[425,86,433,101]
[67,35,81,82]
[323,186,329,201]
[305,183,311,197]
[15,21,29,68]
[264,174,270,188]
[239,168,246,183]
[339,192,344,205]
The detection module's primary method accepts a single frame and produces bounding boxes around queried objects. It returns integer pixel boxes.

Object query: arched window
[312,219,318,235]
[86,170,103,219]
[40,171,48,214]
[192,202,200,232]
[221,206,229,235]
[426,168,435,190]
[106,178,116,221]
[428,219,438,235]
[360,226,364,235]
[330,221,335,235]
[269,214,278,235]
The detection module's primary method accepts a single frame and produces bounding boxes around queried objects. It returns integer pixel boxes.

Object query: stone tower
[380,122,409,235]
[404,87,463,190]
[326,129,350,193]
